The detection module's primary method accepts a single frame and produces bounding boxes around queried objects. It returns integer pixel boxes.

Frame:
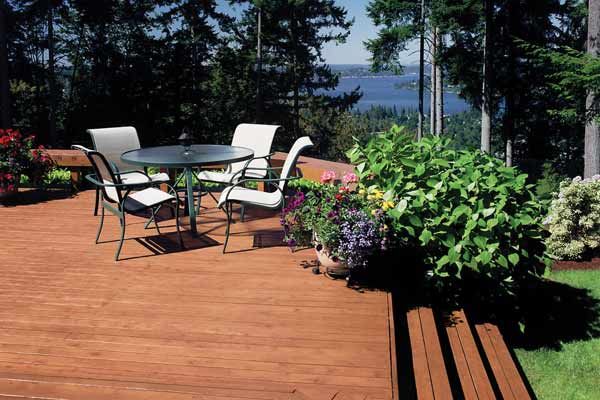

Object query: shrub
[0,129,51,190]
[347,125,549,286]
[545,176,600,260]
[535,162,565,203]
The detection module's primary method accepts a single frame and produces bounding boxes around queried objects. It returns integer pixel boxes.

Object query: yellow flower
[358,189,366,195]
[367,194,374,201]
[375,191,384,199]
[371,209,378,216]
[381,201,395,211]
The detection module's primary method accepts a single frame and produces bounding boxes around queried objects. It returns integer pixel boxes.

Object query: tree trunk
[504,0,516,167]
[435,28,444,136]
[47,0,57,145]
[584,0,600,177]
[0,1,10,129]
[417,0,425,140]
[481,0,493,153]
[255,7,262,123]
[430,29,436,136]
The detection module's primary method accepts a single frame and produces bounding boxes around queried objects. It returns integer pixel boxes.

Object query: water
[326,75,471,114]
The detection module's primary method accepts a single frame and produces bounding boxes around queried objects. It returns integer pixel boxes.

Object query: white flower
[592,175,600,181]
[572,176,582,183]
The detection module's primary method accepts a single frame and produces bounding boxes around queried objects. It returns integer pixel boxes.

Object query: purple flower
[337,210,382,269]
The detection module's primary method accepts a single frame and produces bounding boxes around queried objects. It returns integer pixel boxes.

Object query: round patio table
[121,145,254,236]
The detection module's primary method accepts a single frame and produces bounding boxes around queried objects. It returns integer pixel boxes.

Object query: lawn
[514,270,600,400]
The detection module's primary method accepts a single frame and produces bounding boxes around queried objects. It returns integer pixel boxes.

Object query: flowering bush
[281,170,388,270]
[545,175,600,260]
[347,125,549,287]
[0,129,51,192]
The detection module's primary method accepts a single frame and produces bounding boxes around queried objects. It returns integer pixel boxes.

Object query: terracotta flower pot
[313,235,349,279]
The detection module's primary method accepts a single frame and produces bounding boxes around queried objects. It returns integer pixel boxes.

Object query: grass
[514,270,600,400]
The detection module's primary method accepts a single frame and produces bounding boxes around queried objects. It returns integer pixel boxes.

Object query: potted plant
[282,170,388,279]
[0,129,51,200]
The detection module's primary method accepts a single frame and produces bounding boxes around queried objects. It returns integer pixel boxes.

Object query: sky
[216,0,418,66]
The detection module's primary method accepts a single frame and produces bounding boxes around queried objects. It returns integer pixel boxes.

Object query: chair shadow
[0,189,74,207]
[121,232,220,261]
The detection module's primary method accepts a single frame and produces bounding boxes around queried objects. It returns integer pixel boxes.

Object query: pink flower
[342,172,358,184]
[320,170,336,184]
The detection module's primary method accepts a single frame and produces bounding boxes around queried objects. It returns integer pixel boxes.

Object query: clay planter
[314,240,350,279]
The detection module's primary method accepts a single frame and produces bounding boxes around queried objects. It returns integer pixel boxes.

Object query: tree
[230,0,359,147]
[366,0,431,139]
[585,0,600,177]
[0,1,10,128]
[481,0,492,153]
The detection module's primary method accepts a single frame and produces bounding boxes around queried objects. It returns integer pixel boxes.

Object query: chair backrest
[87,126,141,173]
[85,150,123,204]
[228,123,280,176]
[278,136,313,191]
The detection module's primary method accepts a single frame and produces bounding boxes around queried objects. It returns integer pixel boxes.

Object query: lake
[325,75,471,114]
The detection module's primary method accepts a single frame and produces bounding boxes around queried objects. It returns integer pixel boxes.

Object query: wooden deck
[0,190,395,399]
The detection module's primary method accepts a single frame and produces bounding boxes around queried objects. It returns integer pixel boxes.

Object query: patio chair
[81,149,183,261]
[87,126,170,215]
[217,136,313,253]
[197,123,280,218]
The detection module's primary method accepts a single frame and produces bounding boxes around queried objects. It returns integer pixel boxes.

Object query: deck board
[0,191,394,399]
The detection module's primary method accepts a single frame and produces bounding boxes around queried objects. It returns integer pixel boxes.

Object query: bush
[535,162,565,203]
[347,125,549,286]
[545,176,600,260]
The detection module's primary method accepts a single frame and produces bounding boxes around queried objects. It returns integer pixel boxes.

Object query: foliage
[3,0,359,153]
[281,171,387,270]
[545,176,600,260]
[347,125,549,286]
[521,43,600,123]
[43,167,70,186]
[287,177,323,193]
[535,162,566,203]
[0,129,51,190]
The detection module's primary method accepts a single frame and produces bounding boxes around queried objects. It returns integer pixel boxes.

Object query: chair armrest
[115,170,152,181]
[84,174,152,189]
[71,144,94,153]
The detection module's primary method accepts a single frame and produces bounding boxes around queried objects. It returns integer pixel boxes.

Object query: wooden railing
[42,149,355,187]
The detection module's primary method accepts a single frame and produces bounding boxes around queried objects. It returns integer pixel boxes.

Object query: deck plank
[0,191,394,399]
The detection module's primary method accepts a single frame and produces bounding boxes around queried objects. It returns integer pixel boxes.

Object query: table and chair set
[72,124,313,260]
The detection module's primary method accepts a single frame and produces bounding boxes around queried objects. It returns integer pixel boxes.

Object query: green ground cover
[515,270,600,400]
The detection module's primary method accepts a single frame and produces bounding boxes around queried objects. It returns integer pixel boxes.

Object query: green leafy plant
[347,125,549,286]
[287,177,324,193]
[43,168,71,186]
[545,176,600,260]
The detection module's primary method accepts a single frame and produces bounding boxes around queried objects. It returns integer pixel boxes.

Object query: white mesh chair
[87,126,170,215]
[81,149,183,261]
[217,136,313,253]
[197,124,279,216]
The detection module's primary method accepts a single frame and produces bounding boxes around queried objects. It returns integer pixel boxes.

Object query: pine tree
[229,0,359,147]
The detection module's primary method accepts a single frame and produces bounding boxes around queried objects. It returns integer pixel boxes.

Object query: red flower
[335,193,343,201]
[0,135,10,146]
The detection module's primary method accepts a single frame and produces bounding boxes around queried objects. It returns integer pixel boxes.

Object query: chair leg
[240,204,246,222]
[94,187,100,216]
[150,206,161,235]
[115,213,126,261]
[223,202,232,254]
[174,201,184,250]
[208,191,218,204]
[95,205,105,244]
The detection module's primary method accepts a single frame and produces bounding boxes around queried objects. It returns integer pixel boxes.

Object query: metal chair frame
[83,151,184,261]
